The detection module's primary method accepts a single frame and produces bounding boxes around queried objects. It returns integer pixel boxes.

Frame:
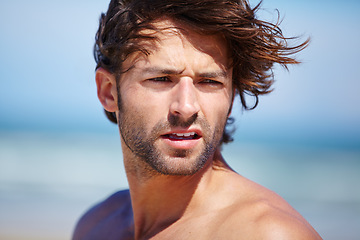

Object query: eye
[197,78,224,91]
[142,76,173,90]
[199,79,222,85]
[147,76,171,82]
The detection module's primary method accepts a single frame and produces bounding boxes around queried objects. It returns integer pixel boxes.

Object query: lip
[161,128,202,137]
[160,128,202,150]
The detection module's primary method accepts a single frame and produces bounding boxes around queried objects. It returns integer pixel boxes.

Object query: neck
[124,148,226,239]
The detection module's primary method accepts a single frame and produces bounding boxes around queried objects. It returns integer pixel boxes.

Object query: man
[73,0,322,239]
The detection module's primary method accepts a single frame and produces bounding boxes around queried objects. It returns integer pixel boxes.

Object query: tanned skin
[73,19,322,240]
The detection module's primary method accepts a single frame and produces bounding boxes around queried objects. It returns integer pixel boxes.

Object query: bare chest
[145,212,237,240]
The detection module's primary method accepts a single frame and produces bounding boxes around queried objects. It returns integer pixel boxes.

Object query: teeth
[173,132,196,137]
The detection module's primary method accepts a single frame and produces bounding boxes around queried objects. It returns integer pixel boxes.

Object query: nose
[169,77,200,120]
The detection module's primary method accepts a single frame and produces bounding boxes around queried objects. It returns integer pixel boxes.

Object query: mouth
[162,132,201,141]
[160,130,202,150]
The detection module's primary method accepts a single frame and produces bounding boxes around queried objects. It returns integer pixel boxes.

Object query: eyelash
[199,79,221,85]
[148,76,170,82]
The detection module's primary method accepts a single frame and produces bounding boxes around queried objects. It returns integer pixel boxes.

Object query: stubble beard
[117,107,226,176]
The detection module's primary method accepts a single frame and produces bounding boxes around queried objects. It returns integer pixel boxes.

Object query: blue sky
[0,0,359,146]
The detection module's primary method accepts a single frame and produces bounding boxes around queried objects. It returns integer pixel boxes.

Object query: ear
[95,68,118,112]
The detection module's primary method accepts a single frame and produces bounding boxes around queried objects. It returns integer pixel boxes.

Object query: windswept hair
[94,0,309,144]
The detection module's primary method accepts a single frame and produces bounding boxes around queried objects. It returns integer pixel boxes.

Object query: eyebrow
[141,67,185,75]
[198,71,228,79]
[141,67,228,78]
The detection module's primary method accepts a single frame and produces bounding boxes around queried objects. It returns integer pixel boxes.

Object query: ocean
[0,131,359,240]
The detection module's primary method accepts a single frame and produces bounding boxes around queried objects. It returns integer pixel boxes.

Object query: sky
[0,0,359,147]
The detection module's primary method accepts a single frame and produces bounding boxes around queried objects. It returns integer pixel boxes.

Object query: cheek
[122,88,169,123]
[121,85,153,108]
[200,94,232,120]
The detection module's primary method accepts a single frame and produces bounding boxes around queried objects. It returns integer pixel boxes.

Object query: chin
[149,155,208,176]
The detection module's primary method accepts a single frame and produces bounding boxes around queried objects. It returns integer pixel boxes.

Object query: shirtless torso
[73,162,321,240]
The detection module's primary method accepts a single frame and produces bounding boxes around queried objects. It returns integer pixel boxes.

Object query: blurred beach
[1,0,360,239]
[0,130,359,240]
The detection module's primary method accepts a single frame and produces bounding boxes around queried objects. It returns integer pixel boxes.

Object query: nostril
[168,113,198,128]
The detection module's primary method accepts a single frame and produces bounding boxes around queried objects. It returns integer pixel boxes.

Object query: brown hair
[94,0,308,143]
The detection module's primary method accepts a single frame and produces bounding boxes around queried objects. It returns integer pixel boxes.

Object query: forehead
[121,19,231,72]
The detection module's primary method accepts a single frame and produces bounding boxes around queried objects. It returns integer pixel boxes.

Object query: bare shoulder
[213,172,322,239]
[233,196,323,239]
[72,189,134,240]
[253,208,322,240]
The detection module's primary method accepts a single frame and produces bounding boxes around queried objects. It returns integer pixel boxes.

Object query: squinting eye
[200,79,222,85]
[142,76,173,90]
[197,79,224,91]
[148,76,170,82]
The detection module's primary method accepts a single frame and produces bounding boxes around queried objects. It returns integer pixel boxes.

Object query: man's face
[117,20,233,176]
